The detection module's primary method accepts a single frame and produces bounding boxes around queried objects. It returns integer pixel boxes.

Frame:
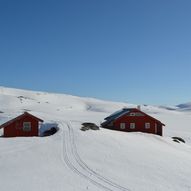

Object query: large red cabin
[0,112,43,137]
[101,108,165,136]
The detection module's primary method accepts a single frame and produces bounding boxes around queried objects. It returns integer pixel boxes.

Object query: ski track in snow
[60,121,131,191]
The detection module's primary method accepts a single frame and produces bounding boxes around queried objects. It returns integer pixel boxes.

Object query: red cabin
[0,112,43,137]
[101,108,165,136]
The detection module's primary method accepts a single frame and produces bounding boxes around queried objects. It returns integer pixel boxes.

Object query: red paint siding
[4,115,40,137]
[114,115,163,136]
[102,109,164,136]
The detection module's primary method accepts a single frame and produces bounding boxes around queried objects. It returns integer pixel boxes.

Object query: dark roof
[0,112,43,129]
[102,108,131,126]
[105,108,131,121]
[102,108,165,126]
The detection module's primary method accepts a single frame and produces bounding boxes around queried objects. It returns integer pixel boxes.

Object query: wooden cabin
[101,108,165,136]
[0,112,43,137]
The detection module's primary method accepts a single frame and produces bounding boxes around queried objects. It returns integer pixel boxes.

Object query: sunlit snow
[0,86,191,191]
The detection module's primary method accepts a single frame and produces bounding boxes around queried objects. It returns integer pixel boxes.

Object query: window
[130,123,135,129]
[129,113,135,116]
[120,123,126,129]
[129,112,144,116]
[23,122,31,132]
[145,123,150,129]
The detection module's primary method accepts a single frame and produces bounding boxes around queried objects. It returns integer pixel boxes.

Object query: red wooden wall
[103,109,164,136]
[113,114,162,136]
[4,115,39,137]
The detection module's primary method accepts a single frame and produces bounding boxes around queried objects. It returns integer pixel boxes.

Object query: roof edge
[0,112,43,129]
[103,108,165,126]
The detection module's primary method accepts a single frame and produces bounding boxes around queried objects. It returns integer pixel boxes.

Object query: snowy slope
[0,86,191,191]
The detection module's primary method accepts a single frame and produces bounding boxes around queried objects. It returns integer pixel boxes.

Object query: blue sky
[1,0,191,105]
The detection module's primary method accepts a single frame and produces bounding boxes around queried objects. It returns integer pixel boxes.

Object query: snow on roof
[0,113,22,126]
[0,112,43,128]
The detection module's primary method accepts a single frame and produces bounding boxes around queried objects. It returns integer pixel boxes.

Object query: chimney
[137,105,141,110]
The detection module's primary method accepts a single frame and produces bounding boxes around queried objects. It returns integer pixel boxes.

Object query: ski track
[60,121,131,191]
[61,122,112,191]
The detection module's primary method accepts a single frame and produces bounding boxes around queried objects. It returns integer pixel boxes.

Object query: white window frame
[23,122,31,132]
[129,113,135,116]
[130,123,135,129]
[120,123,126,129]
[145,123,150,129]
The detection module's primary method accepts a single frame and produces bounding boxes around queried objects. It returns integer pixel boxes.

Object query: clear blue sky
[1,0,191,105]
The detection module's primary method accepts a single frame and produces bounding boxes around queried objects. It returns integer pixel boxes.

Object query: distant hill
[176,102,191,111]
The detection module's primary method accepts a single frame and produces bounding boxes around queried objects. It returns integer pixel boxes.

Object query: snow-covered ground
[0,86,191,191]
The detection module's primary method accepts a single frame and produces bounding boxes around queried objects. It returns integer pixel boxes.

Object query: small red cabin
[0,112,43,137]
[101,108,165,136]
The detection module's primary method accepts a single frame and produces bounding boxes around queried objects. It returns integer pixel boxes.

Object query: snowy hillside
[0,86,191,191]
